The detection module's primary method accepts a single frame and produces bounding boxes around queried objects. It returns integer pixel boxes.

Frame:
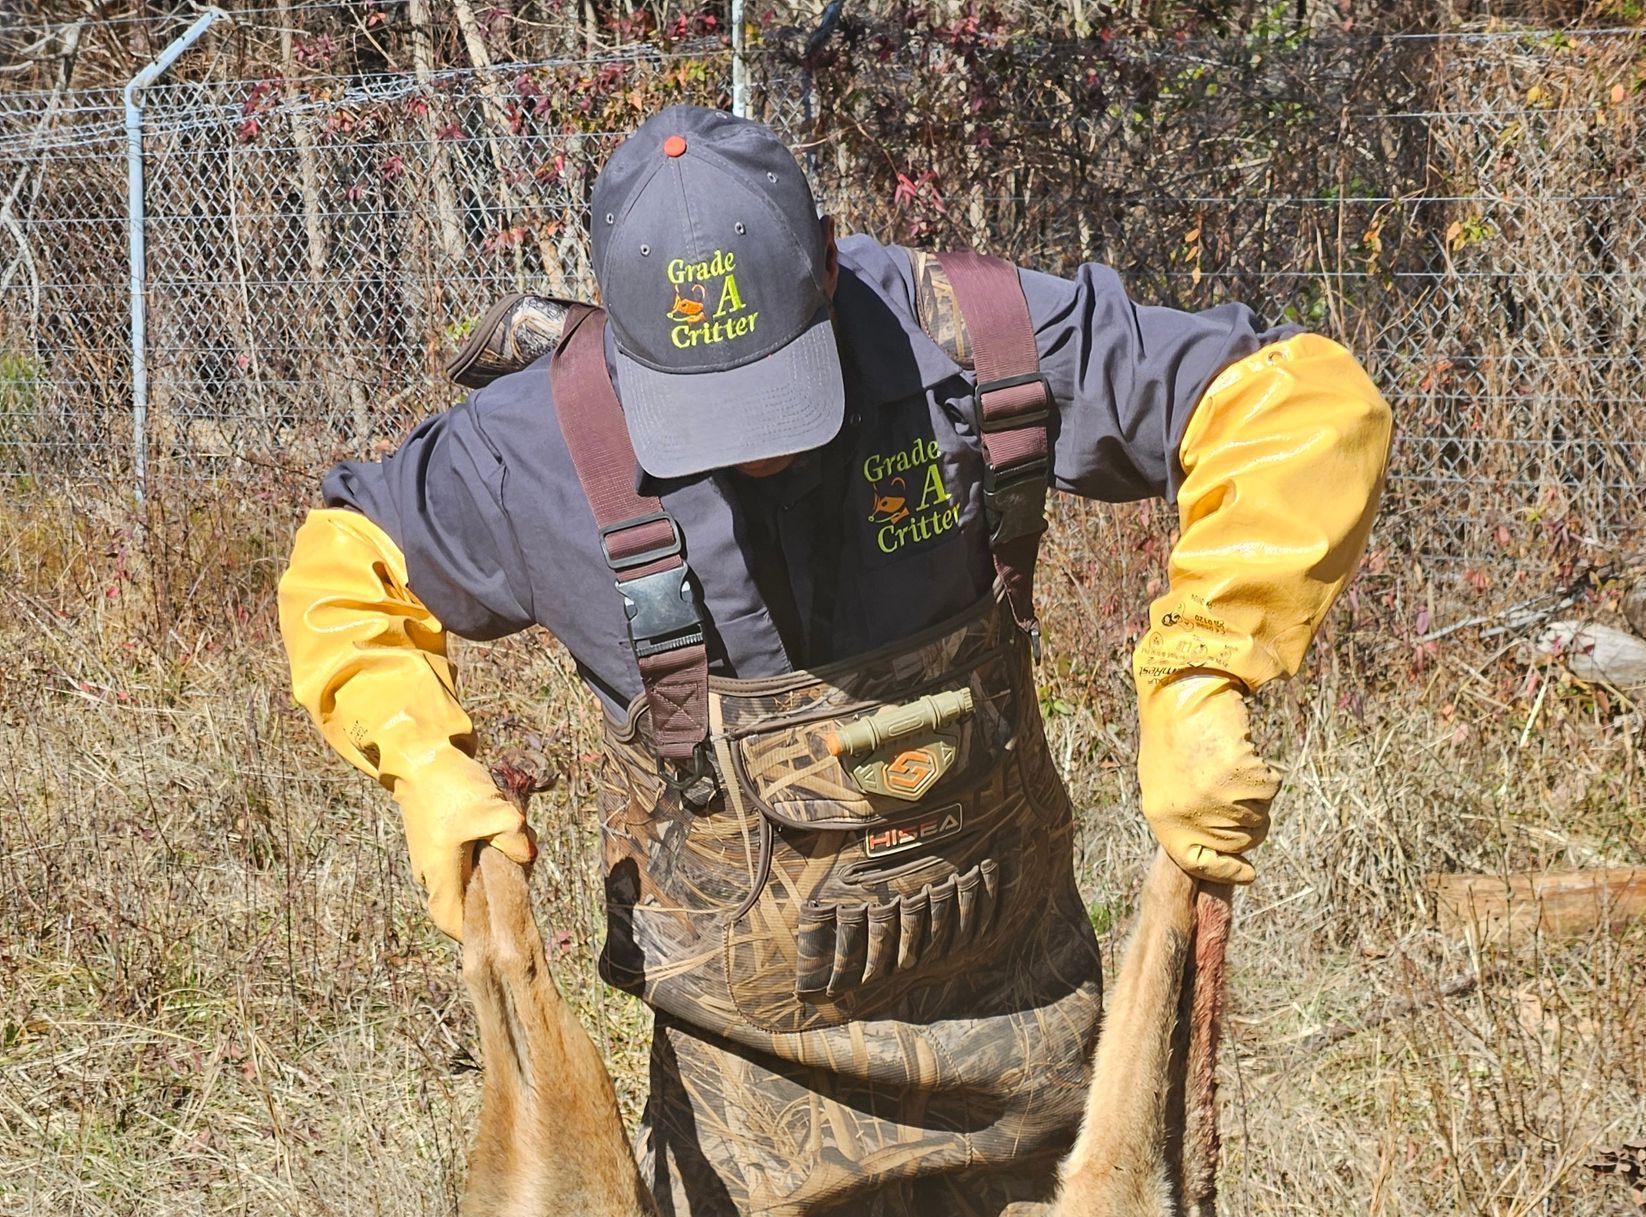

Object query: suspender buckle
[614,564,704,659]
[600,512,705,659]
[981,459,1050,548]
[599,511,683,570]
[970,371,1051,548]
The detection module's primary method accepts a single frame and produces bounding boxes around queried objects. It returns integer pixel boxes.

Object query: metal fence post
[731,0,747,118]
[124,7,228,504]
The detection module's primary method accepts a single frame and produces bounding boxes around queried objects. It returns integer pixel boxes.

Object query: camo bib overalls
[603,598,1101,1215]
[552,255,1103,1216]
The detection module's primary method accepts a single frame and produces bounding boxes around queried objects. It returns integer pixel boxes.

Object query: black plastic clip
[600,513,705,659]
[981,459,1050,548]
[615,565,704,659]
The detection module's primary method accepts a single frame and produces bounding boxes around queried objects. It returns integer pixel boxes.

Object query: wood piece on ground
[1536,620,1646,688]
[1430,868,1646,945]
[1625,578,1646,641]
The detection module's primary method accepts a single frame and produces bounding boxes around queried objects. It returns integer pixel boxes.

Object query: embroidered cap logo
[664,248,758,350]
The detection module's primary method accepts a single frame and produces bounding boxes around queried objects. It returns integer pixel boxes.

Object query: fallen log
[1536,621,1646,688]
[1430,868,1646,945]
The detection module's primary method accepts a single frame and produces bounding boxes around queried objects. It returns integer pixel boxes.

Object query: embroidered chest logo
[862,437,960,555]
[665,249,758,350]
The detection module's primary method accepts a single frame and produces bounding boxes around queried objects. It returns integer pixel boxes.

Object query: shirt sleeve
[1020,262,1296,503]
[321,389,536,642]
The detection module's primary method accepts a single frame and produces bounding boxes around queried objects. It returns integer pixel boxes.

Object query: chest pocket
[851,395,978,571]
[716,610,1048,1034]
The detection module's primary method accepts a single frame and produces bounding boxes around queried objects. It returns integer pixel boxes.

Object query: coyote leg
[1051,848,1199,1217]
[1179,883,1232,1217]
[460,842,656,1217]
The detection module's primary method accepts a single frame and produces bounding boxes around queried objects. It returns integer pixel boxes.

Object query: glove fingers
[1138,676,1276,887]
[412,798,533,943]
[489,825,537,866]
[1181,843,1256,886]
[1194,797,1271,831]
[1228,759,1281,804]
[1239,810,1271,849]
[1197,821,1264,853]
[461,796,529,844]
[427,848,469,942]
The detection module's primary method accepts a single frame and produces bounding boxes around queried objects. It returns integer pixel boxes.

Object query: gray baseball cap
[591,106,844,479]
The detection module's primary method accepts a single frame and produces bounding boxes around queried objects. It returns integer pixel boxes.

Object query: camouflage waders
[600,596,1102,1215]
[546,255,1100,1214]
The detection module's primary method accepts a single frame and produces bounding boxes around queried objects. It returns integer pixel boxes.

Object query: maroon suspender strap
[933,251,1051,655]
[550,304,711,765]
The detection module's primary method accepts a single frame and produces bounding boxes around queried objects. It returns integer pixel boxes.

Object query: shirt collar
[832,242,965,410]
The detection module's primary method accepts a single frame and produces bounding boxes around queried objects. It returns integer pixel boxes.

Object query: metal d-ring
[657,742,719,806]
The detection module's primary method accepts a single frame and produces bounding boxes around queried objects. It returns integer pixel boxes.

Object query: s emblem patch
[848,735,958,801]
[883,747,940,798]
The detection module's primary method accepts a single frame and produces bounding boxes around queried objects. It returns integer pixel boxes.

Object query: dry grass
[0,477,1643,1216]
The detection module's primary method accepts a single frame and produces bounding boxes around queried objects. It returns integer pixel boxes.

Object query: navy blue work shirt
[322,235,1292,714]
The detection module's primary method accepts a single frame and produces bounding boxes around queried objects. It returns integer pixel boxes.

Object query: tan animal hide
[1051,848,1231,1217]
[460,839,657,1217]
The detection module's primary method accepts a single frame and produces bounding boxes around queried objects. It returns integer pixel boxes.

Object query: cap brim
[615,305,845,479]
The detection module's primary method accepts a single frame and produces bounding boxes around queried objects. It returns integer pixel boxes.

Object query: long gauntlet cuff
[1133,333,1394,698]
[277,508,477,789]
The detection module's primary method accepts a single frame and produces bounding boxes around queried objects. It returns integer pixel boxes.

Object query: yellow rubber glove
[277,508,534,940]
[1134,333,1393,883]
[1136,675,1278,884]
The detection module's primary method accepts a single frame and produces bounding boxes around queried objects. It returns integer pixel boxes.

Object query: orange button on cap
[663,134,688,158]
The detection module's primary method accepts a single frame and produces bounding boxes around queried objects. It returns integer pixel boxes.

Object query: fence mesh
[1,25,1642,589]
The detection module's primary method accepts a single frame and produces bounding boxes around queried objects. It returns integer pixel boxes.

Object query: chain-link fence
[0,41,731,477]
[2,26,1642,588]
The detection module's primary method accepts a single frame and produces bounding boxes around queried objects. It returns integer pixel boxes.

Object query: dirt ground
[2,479,1643,1216]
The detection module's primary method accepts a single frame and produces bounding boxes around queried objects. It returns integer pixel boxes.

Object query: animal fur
[1051,848,1232,1217]
[457,766,1229,1217]
[459,769,656,1217]
[1179,884,1233,1217]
